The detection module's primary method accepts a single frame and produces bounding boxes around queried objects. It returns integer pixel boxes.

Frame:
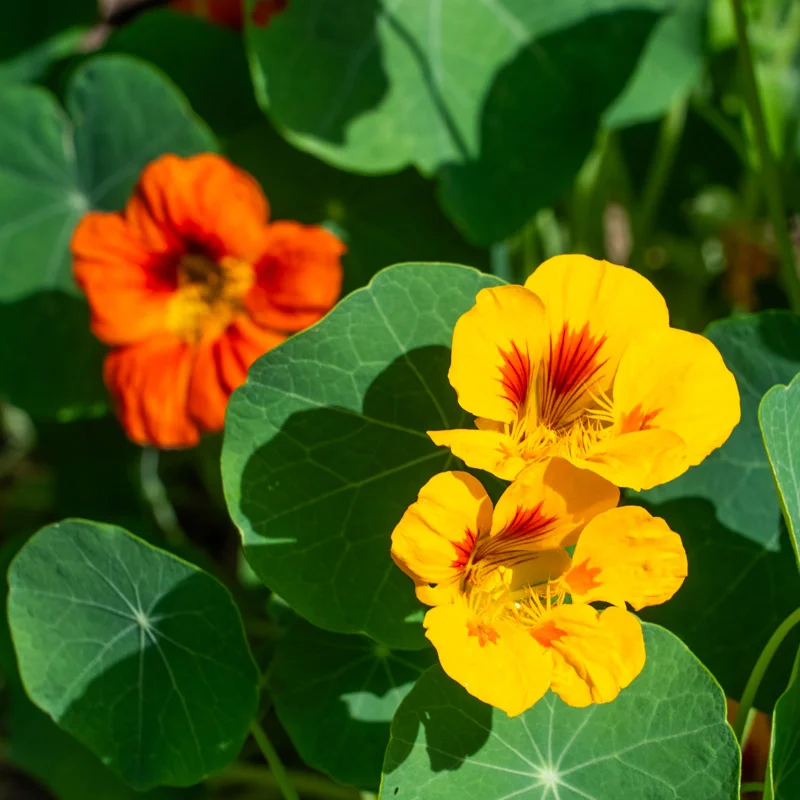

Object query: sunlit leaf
[222,262,502,649]
[381,624,739,800]
[7,520,259,789]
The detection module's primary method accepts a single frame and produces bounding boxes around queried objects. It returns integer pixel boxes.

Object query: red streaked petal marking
[540,322,607,426]
[467,620,500,647]
[451,528,478,570]
[497,340,531,409]
[619,403,662,434]
[496,503,558,543]
[531,619,566,648]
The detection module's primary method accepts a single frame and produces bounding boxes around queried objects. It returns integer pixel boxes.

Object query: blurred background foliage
[1,0,799,797]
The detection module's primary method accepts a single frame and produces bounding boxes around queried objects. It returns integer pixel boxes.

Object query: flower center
[166,252,255,342]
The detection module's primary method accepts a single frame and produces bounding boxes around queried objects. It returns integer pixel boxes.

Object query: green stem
[731,0,800,311]
[250,721,300,800]
[764,771,774,800]
[733,607,800,743]
[691,96,749,165]
[741,782,765,795]
[139,448,189,550]
[632,98,687,268]
[212,761,359,799]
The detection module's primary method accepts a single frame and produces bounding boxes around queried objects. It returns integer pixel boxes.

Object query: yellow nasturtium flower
[391,463,687,716]
[429,255,740,491]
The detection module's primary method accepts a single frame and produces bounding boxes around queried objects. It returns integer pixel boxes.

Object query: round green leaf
[247,0,672,243]
[0,54,216,419]
[7,520,259,790]
[269,617,435,790]
[770,644,800,799]
[759,372,800,571]
[222,262,502,649]
[381,624,739,800]
[638,311,800,708]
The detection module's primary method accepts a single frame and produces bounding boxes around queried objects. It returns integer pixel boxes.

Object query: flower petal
[525,255,669,401]
[611,326,741,482]
[448,285,548,423]
[71,212,173,345]
[390,471,492,605]
[425,598,552,716]
[248,221,345,332]
[104,334,199,448]
[543,604,645,707]
[489,458,619,551]
[427,427,526,481]
[566,506,687,610]
[126,153,269,262]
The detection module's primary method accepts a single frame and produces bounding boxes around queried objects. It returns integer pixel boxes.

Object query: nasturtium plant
[0,54,214,420]
[6,1,800,798]
[7,520,259,789]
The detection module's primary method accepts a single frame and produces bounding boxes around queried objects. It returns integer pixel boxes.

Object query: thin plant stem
[250,720,300,800]
[730,0,800,311]
[733,606,800,743]
[139,447,189,550]
[691,96,749,165]
[741,782,765,795]
[631,97,687,268]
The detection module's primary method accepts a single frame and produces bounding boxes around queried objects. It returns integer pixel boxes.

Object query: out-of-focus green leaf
[8,520,259,789]
[0,55,215,420]
[638,312,800,709]
[222,262,502,649]
[269,617,435,790]
[605,0,707,128]
[381,625,739,800]
[246,0,673,243]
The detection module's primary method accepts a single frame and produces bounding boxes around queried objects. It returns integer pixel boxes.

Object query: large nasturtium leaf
[637,312,800,708]
[382,624,739,800]
[770,644,800,800]
[0,55,215,419]
[604,0,707,128]
[7,520,259,790]
[759,372,800,570]
[222,262,502,649]
[269,617,436,790]
[246,0,673,244]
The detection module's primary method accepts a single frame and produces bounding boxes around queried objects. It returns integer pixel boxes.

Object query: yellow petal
[540,604,645,707]
[489,458,619,551]
[424,598,552,716]
[390,471,492,605]
[525,255,669,403]
[427,428,527,481]
[611,326,741,482]
[566,506,688,611]
[574,427,688,491]
[448,285,548,423]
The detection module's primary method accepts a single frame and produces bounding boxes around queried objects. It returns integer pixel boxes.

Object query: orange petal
[611,326,741,484]
[71,212,173,345]
[104,334,199,448]
[390,471,492,605]
[424,597,552,716]
[427,427,527,481]
[248,221,345,332]
[448,285,548,423]
[126,153,269,263]
[524,255,669,400]
[543,604,645,707]
[489,458,619,551]
[566,506,687,611]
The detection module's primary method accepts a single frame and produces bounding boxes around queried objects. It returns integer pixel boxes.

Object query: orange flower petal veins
[566,506,688,611]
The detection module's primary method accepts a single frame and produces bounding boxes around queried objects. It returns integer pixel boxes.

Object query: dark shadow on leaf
[439,10,661,244]
[638,496,800,711]
[238,345,464,648]
[0,291,107,420]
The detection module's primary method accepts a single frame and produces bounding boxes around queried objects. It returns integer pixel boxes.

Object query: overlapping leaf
[0,55,215,418]
[638,311,800,708]
[381,624,739,800]
[269,617,435,789]
[222,262,502,649]
[7,520,259,789]
[770,644,800,799]
[247,0,675,243]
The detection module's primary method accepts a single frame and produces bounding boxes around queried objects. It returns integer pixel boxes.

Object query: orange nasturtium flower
[391,463,687,716]
[429,255,740,491]
[72,153,344,448]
